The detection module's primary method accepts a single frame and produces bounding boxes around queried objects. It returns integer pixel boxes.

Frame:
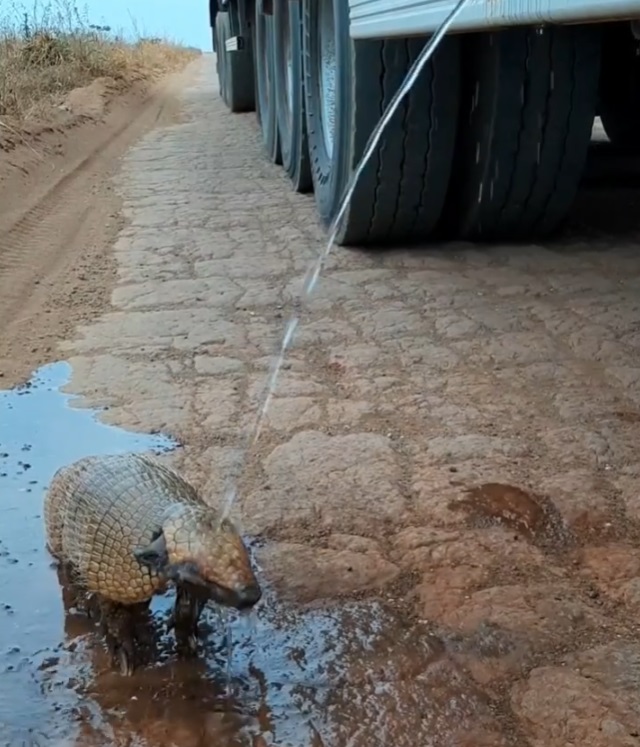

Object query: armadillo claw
[98,600,139,676]
[103,634,136,676]
[170,584,206,656]
[108,632,137,676]
[175,632,198,658]
[85,594,100,621]
[166,611,176,633]
[117,647,135,677]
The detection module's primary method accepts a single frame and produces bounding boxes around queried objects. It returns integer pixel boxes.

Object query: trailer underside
[212,0,640,248]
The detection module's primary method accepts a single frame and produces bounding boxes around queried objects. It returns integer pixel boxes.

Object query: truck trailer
[211,0,640,247]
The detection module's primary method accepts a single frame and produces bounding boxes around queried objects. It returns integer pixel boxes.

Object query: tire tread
[444,26,600,240]
[337,37,460,245]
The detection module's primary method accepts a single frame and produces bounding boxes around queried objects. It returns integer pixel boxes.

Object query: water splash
[221,0,473,518]
[225,611,234,696]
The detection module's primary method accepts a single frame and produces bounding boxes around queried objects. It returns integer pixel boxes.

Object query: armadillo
[44,452,261,674]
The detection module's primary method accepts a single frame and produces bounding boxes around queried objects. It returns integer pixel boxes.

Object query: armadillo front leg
[98,599,139,676]
[168,584,206,656]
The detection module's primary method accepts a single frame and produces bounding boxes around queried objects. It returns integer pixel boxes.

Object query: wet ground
[0,365,500,747]
[0,362,174,744]
[3,54,640,746]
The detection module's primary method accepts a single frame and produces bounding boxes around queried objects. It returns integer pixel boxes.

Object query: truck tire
[302,0,460,246]
[254,1,281,164]
[441,25,601,240]
[273,0,312,192]
[216,12,255,113]
[599,22,640,150]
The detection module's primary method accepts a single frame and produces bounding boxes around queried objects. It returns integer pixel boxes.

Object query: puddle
[39,589,507,747]
[0,361,176,744]
[0,362,507,747]
[453,482,572,550]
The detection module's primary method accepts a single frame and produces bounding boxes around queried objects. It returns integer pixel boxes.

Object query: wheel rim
[318,0,337,158]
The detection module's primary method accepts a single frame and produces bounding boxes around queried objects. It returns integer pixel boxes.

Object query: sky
[83,0,212,49]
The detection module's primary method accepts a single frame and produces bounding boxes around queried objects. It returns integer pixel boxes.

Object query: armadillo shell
[44,453,205,605]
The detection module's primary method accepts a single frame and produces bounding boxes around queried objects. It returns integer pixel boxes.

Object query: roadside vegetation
[0,0,199,120]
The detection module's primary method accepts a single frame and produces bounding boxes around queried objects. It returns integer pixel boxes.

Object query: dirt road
[1,53,640,746]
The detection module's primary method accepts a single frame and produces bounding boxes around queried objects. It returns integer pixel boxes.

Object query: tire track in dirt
[0,62,199,386]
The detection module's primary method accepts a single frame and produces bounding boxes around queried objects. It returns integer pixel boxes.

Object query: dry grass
[0,0,199,120]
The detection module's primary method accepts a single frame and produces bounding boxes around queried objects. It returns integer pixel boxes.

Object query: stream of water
[221,0,474,518]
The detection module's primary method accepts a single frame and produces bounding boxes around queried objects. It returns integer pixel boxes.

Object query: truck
[211,0,640,247]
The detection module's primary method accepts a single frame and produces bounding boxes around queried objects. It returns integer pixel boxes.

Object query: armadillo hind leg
[56,561,95,619]
[128,600,156,656]
[168,584,207,657]
[98,600,141,676]
[55,562,80,613]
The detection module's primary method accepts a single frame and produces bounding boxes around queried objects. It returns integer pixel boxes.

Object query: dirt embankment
[0,24,200,385]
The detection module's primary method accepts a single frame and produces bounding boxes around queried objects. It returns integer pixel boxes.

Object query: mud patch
[42,585,507,747]
[452,483,572,551]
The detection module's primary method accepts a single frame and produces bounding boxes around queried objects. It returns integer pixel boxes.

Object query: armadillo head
[133,505,261,611]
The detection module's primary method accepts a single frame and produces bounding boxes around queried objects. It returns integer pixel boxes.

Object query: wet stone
[443,583,605,635]
[295,610,511,747]
[512,664,640,747]
[614,473,640,522]
[194,355,245,376]
[568,640,640,694]
[426,434,529,463]
[394,527,565,683]
[436,582,609,682]
[193,380,240,434]
[578,544,640,614]
[392,525,546,576]
[261,396,323,432]
[257,541,400,603]
[325,399,376,428]
[242,431,406,534]
[535,470,617,539]
[450,482,572,551]
[325,533,382,554]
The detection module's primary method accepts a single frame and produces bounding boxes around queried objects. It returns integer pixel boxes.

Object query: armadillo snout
[234,582,262,610]
[206,577,262,611]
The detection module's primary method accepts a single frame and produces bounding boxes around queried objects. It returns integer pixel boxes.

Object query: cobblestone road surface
[32,55,640,745]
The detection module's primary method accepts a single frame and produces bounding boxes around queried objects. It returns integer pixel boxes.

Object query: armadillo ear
[133,530,168,570]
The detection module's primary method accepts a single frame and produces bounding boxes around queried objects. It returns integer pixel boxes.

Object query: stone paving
[61,55,640,745]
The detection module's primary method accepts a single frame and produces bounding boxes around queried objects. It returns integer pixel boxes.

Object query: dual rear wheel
[216,1,603,247]
[215,10,254,113]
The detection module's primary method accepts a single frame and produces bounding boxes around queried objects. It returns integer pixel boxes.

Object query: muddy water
[0,361,176,744]
[0,361,502,747]
[454,482,572,551]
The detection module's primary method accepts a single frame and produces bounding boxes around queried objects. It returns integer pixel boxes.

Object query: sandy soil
[0,70,185,386]
[1,53,640,747]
